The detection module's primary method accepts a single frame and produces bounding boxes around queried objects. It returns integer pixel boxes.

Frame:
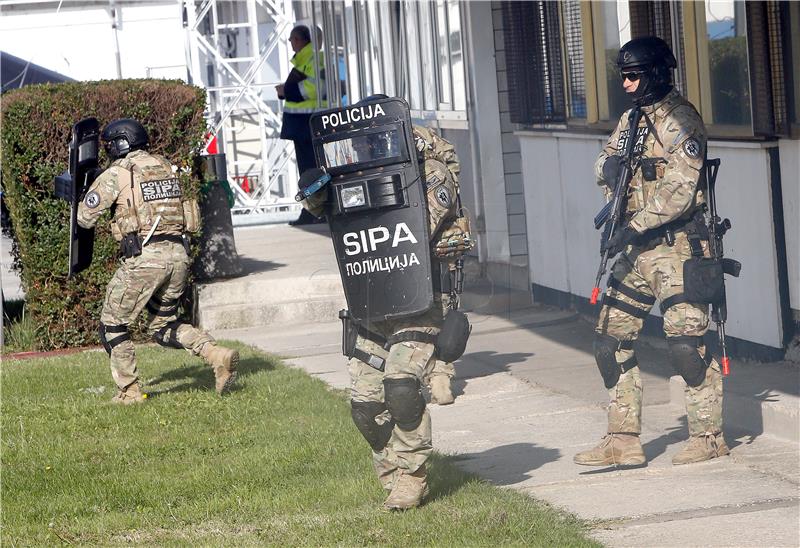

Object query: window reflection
[704,0,751,126]
[602,0,631,120]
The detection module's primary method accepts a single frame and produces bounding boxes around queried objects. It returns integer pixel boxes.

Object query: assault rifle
[53,117,101,277]
[590,106,643,305]
[701,158,741,375]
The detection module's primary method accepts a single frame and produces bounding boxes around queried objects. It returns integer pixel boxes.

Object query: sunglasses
[621,71,645,82]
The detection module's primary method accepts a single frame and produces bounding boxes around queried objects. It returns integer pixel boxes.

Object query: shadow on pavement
[449,442,561,486]
[452,350,535,396]
[237,258,286,276]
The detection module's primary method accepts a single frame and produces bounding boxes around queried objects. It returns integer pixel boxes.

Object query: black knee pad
[667,336,709,387]
[99,323,130,355]
[152,320,184,349]
[594,333,622,389]
[383,377,426,431]
[350,400,394,452]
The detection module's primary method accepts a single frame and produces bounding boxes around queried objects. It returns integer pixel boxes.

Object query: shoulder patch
[434,185,451,208]
[84,191,101,209]
[683,138,701,159]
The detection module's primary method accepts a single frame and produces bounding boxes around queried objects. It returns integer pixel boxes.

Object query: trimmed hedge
[1,79,207,350]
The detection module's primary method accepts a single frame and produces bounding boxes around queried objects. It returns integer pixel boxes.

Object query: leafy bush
[1,79,206,350]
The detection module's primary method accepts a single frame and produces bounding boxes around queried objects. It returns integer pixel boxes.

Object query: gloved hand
[602,225,639,256]
[434,219,475,258]
[602,155,626,185]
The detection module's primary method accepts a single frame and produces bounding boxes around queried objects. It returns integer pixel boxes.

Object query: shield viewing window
[321,127,405,171]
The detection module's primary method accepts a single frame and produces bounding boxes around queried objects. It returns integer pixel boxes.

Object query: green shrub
[1,79,206,350]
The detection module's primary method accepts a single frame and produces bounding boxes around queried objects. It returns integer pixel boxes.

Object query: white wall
[779,139,800,312]
[520,132,786,350]
[0,3,186,82]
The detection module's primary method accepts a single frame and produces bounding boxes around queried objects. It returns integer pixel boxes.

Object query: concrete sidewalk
[207,225,799,547]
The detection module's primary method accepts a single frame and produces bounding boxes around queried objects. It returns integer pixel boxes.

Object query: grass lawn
[1,342,599,546]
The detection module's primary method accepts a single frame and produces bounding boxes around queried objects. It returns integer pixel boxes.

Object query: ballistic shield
[54,117,100,277]
[310,97,433,323]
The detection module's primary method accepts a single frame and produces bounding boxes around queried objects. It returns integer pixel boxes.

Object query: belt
[145,234,184,246]
[635,212,708,250]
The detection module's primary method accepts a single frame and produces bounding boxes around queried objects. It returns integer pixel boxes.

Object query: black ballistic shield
[54,117,100,277]
[310,98,433,323]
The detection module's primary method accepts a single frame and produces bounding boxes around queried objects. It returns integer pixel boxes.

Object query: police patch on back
[683,138,701,159]
[140,178,182,202]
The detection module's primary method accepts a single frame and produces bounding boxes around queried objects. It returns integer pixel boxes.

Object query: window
[560,0,586,118]
[597,0,631,121]
[502,1,567,125]
[702,0,752,127]
[310,1,466,116]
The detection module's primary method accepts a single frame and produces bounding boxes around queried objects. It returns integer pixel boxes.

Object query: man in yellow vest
[276,24,326,225]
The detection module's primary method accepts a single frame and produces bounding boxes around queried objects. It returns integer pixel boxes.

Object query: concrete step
[196,274,343,308]
[198,296,347,331]
[670,375,800,444]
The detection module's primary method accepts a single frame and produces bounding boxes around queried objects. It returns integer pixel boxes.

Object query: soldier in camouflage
[77,118,239,404]
[574,37,728,467]
[303,116,473,509]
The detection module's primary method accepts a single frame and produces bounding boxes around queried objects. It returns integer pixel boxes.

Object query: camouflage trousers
[596,232,723,437]
[348,303,450,486]
[100,241,214,390]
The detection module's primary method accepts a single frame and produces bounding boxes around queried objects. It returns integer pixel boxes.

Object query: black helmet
[101,118,149,159]
[617,36,677,106]
[356,93,389,106]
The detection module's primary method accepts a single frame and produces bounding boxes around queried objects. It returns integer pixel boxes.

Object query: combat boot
[383,465,429,511]
[573,433,646,466]
[672,433,730,465]
[429,375,455,405]
[112,382,146,405]
[200,343,239,395]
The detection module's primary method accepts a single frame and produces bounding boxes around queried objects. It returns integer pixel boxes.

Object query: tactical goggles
[620,70,645,82]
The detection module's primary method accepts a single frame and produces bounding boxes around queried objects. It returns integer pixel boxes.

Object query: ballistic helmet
[617,36,677,106]
[101,118,149,159]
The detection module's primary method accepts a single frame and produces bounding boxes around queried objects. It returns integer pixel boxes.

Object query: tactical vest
[621,91,707,220]
[110,151,186,241]
[284,42,327,114]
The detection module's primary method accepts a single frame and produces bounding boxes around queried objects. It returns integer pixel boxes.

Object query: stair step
[198,296,347,330]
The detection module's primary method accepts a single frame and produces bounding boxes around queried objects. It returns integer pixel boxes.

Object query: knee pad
[594,333,622,389]
[99,323,130,355]
[383,377,426,431]
[152,320,185,349]
[350,400,394,452]
[667,336,709,387]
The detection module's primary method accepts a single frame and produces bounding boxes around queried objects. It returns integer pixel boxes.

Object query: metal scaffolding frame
[183,0,300,219]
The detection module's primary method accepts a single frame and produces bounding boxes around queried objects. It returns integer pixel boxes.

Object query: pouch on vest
[683,257,724,305]
[436,309,471,362]
[182,198,201,234]
[120,232,143,259]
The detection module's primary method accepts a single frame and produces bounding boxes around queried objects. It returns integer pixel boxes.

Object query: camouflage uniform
[589,89,725,457]
[306,125,471,501]
[77,149,236,400]
[351,126,467,486]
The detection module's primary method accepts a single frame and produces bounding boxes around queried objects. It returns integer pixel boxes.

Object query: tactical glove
[603,225,638,256]
[602,155,626,185]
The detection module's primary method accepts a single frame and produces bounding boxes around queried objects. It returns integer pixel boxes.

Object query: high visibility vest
[284,42,327,114]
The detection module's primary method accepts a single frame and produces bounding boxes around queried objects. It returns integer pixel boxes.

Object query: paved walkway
[200,225,798,546]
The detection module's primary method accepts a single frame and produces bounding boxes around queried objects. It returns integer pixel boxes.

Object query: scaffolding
[183,0,300,221]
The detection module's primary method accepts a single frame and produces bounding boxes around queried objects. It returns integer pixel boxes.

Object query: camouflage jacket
[595,89,707,233]
[77,150,198,241]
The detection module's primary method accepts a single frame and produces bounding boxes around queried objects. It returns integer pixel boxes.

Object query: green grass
[1,343,599,546]
[2,300,39,353]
